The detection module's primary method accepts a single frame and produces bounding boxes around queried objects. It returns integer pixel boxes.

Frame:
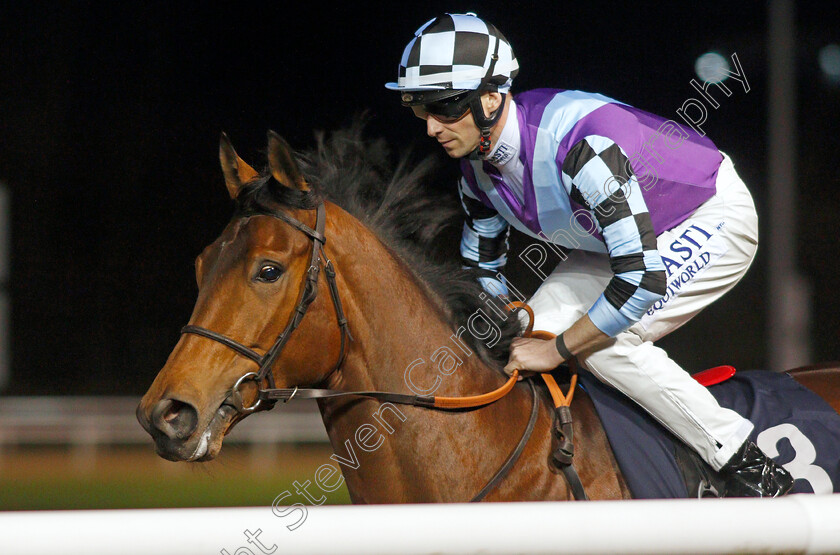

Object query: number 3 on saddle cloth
[579,368,840,498]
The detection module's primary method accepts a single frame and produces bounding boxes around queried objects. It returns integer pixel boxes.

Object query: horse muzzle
[136,397,236,462]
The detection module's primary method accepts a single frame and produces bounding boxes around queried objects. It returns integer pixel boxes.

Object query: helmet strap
[464,24,509,160]
[478,131,492,156]
[468,91,507,159]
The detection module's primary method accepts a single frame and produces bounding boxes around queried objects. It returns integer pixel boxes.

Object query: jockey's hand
[503,337,565,379]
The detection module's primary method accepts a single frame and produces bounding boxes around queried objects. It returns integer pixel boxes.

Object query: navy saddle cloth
[578,369,840,498]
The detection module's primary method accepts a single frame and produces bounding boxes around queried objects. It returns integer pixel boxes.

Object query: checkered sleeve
[458,177,511,296]
[560,136,667,337]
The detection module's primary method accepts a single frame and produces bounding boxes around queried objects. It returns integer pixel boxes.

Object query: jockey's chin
[440,138,477,159]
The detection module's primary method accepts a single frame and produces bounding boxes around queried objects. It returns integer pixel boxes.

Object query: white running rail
[1,496,839,554]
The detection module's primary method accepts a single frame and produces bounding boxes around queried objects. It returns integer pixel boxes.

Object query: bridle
[180,197,586,501]
[181,201,351,414]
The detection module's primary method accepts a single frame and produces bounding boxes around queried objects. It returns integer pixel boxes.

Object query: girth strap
[552,405,589,501]
[516,310,588,501]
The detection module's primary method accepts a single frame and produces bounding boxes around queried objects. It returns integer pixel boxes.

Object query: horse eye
[256,264,283,283]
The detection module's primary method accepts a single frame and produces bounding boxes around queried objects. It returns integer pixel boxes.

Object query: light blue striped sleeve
[458,178,510,296]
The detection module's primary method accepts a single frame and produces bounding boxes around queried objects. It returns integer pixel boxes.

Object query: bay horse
[137,125,840,502]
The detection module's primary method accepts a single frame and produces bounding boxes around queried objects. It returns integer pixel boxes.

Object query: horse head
[137,131,347,462]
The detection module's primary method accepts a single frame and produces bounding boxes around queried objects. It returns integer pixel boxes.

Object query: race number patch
[580,370,840,498]
[709,371,840,494]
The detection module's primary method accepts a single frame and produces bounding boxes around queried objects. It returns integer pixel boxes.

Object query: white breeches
[526,153,758,470]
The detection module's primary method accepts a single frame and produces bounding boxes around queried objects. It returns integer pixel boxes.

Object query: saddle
[577,367,840,498]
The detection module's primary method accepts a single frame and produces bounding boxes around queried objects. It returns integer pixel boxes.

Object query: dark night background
[0,2,837,396]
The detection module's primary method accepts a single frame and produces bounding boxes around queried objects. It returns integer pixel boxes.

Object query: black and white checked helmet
[385,13,519,101]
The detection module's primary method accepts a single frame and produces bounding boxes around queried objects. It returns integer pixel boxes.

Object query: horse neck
[322,204,504,394]
[315,204,530,502]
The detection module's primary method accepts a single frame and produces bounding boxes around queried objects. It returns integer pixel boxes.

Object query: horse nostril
[136,402,152,433]
[151,398,199,440]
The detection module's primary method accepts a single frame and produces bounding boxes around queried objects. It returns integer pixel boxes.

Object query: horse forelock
[230,119,521,367]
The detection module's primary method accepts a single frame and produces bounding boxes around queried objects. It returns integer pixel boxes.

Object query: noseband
[181,201,352,414]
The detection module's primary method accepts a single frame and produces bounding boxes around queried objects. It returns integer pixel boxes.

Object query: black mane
[235,120,521,369]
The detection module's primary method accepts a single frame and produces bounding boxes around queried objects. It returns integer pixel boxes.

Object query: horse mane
[235,119,521,369]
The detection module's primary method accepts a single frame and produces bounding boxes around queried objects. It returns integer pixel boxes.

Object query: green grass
[0,445,351,511]
[0,474,351,510]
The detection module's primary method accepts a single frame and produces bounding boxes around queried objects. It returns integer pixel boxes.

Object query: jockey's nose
[426,116,445,137]
[149,398,199,440]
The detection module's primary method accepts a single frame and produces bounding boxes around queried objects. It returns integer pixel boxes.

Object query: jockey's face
[412,92,503,159]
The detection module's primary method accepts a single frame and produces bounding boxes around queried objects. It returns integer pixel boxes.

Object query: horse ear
[219,132,259,199]
[267,130,309,191]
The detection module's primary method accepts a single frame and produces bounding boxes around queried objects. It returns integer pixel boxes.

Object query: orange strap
[507,301,576,409]
[529,329,577,409]
[432,301,576,410]
[433,370,520,409]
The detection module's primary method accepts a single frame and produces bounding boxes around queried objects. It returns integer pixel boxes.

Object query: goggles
[403,90,480,124]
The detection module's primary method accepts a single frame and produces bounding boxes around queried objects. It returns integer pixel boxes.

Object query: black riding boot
[720,440,794,497]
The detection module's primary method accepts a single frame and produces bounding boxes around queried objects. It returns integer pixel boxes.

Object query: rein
[181,199,586,501]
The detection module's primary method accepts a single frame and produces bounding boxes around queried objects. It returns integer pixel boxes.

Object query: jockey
[386,12,794,497]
